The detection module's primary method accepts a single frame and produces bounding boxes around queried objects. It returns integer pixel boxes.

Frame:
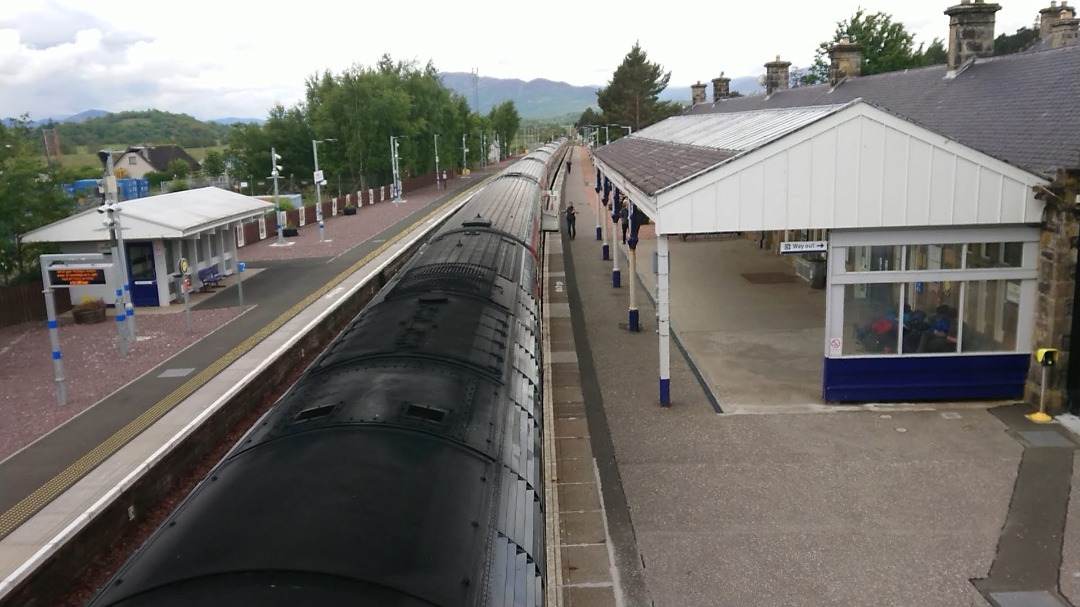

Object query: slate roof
[596,137,735,196]
[686,44,1080,176]
[122,145,202,173]
[595,105,853,196]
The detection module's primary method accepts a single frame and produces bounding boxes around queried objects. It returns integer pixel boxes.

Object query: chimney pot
[945,0,1002,70]
[764,56,792,95]
[711,72,732,102]
[690,81,707,105]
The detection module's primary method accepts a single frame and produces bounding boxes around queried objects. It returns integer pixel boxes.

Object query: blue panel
[659,378,671,405]
[47,319,58,329]
[822,354,1029,402]
[52,350,61,360]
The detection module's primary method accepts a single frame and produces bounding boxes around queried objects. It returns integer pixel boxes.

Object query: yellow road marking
[0,188,477,539]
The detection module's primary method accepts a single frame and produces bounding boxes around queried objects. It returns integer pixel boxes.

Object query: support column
[611,193,621,288]
[594,168,602,241]
[657,234,671,406]
[628,245,639,331]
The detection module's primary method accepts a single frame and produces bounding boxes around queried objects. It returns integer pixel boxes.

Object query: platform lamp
[97,150,134,341]
[312,138,336,242]
[270,148,284,245]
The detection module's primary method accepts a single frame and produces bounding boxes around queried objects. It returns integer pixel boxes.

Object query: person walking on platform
[619,206,629,244]
[566,159,572,174]
[565,202,578,239]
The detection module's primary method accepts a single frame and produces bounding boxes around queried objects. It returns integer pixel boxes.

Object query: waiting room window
[961,279,1020,352]
[906,244,964,270]
[845,245,903,272]
[965,242,1023,269]
[843,282,900,355]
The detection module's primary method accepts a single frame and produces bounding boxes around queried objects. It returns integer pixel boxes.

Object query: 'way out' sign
[779,240,827,255]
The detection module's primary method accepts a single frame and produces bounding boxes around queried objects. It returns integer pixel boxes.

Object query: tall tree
[488,101,521,160]
[805,9,942,83]
[596,43,680,132]
[0,117,73,285]
[201,151,226,178]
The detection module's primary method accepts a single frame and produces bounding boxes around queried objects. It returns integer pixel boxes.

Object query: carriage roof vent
[462,213,492,228]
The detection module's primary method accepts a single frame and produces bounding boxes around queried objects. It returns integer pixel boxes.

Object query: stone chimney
[827,36,863,85]
[945,0,1002,71]
[711,72,731,102]
[690,81,707,105]
[1040,1,1068,36]
[1050,7,1079,46]
[764,56,791,95]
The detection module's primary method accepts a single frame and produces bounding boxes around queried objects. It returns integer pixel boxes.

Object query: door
[127,242,158,306]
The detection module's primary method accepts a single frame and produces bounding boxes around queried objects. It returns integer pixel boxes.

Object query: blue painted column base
[595,226,602,240]
[628,308,639,332]
[659,378,671,406]
[602,244,609,261]
[612,269,621,288]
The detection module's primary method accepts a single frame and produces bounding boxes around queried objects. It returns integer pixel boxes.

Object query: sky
[0,0,1056,121]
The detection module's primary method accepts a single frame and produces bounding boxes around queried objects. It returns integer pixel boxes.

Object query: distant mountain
[440,72,597,119]
[59,109,109,123]
[210,117,265,125]
[438,72,763,120]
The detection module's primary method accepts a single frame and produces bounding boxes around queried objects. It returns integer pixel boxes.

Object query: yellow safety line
[0,189,477,539]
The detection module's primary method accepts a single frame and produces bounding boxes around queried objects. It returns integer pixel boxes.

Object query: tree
[575,107,603,129]
[596,43,680,132]
[0,116,74,285]
[806,9,942,83]
[994,27,1039,55]
[488,101,520,161]
[202,151,226,178]
[165,158,190,179]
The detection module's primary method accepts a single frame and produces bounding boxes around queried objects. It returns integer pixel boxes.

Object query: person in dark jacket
[619,206,629,244]
[565,202,577,239]
[566,160,572,174]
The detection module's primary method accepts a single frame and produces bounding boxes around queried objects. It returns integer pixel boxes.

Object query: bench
[197,266,225,291]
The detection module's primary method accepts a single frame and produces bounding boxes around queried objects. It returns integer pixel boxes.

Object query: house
[112,145,202,179]
[591,0,1080,411]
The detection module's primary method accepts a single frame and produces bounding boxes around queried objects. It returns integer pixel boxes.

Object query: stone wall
[1027,168,1080,412]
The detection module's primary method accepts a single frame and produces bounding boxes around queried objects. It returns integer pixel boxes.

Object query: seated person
[917,305,956,353]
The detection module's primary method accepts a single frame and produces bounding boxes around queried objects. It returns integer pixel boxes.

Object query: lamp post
[97,150,134,341]
[602,125,610,146]
[312,138,336,242]
[270,148,284,245]
[390,136,403,204]
[434,133,440,189]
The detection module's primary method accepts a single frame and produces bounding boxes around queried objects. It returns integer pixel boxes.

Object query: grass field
[57,145,227,169]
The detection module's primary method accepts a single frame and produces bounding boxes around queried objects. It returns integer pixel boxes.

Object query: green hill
[53,109,230,151]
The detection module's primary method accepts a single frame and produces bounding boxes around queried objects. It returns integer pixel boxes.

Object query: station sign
[47,263,110,286]
[779,240,828,255]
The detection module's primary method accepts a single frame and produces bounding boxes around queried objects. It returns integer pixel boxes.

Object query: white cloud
[0,0,1060,121]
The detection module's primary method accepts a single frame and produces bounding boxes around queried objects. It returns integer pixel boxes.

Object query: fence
[0,281,72,329]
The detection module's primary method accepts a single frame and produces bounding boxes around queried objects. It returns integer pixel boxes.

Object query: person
[619,206,629,244]
[565,202,577,239]
[917,304,954,352]
[566,160,571,174]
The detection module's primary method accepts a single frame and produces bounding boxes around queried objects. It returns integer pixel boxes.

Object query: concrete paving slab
[564,585,616,607]
[560,510,607,545]
[556,437,593,461]
[559,482,602,514]
[561,544,612,585]
[555,417,589,439]
[556,457,595,486]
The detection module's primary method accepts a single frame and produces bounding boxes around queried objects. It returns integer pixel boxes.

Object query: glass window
[906,244,963,270]
[902,281,960,353]
[961,280,1020,352]
[965,242,1023,269]
[128,244,154,279]
[843,283,900,355]
[845,245,903,272]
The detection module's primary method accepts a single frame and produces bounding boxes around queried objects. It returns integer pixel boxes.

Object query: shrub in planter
[72,295,107,324]
[343,205,357,215]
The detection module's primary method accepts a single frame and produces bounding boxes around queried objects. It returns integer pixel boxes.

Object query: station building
[22,187,272,307]
[592,0,1080,410]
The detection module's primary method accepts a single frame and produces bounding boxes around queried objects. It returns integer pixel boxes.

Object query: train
[85,140,569,607]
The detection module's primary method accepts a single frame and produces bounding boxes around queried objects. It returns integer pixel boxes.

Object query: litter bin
[809,259,827,289]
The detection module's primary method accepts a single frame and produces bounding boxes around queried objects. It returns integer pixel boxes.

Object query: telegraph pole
[312,138,336,242]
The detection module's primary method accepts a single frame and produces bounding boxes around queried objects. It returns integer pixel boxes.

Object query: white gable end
[656,102,1047,234]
